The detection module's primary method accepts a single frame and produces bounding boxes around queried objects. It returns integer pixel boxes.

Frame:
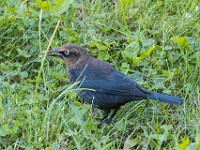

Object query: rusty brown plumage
[46,44,183,124]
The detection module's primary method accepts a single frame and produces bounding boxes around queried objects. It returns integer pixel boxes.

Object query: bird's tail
[149,92,183,104]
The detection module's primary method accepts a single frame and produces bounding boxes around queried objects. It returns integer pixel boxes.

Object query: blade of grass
[120,0,131,39]
[35,16,61,94]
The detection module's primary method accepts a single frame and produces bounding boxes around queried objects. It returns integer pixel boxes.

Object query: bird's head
[46,44,88,68]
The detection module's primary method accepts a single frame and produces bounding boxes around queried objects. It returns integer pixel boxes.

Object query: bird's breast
[68,69,80,83]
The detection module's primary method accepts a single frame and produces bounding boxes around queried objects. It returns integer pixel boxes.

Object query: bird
[46,44,183,123]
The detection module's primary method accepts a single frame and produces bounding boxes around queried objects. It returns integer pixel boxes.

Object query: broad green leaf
[99,45,108,51]
[151,134,167,142]
[124,136,141,149]
[17,48,29,58]
[142,38,154,46]
[133,47,154,65]
[36,0,73,16]
[122,42,139,62]
[0,123,10,137]
[116,120,125,131]
[120,62,130,74]
[178,137,190,150]
[160,125,173,133]
[20,71,28,78]
[97,51,109,60]
[36,0,51,10]
[89,42,109,51]
[171,37,189,48]
[51,0,73,16]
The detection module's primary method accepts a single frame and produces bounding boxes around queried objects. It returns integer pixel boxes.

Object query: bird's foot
[101,118,112,124]
[95,109,118,125]
[95,117,112,124]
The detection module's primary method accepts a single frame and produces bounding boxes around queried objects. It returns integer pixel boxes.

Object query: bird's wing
[79,68,149,97]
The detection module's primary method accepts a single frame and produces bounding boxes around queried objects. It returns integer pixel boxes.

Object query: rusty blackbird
[46,44,183,123]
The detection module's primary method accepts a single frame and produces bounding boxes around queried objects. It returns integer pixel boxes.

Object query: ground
[0,0,200,149]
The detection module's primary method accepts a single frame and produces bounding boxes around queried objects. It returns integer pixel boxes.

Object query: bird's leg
[101,108,119,124]
[110,108,119,120]
[102,110,111,121]
[96,109,119,124]
[96,109,111,124]
[95,109,110,122]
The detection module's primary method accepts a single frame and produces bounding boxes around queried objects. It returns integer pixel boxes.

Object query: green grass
[0,0,200,149]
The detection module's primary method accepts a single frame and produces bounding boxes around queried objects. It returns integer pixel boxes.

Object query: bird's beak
[40,48,60,57]
[46,49,60,56]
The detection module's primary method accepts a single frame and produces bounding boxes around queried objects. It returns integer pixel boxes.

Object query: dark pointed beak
[40,48,60,57]
[47,49,60,56]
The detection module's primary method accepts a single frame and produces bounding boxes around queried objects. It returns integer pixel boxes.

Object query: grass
[0,0,200,149]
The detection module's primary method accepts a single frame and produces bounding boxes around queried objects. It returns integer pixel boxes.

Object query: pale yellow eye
[64,50,71,56]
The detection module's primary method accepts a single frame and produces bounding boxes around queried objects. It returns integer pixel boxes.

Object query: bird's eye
[63,50,71,56]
